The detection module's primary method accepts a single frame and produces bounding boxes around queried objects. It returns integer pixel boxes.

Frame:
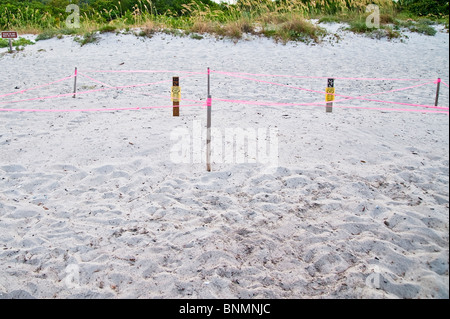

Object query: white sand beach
[0,23,448,299]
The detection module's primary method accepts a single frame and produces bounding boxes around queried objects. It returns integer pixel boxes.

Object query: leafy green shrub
[347,19,402,40]
[409,21,438,35]
[0,38,9,48]
[0,0,65,29]
[13,37,35,46]
[395,19,438,35]
[36,30,58,41]
[397,0,449,17]
[348,20,374,33]
[0,37,34,48]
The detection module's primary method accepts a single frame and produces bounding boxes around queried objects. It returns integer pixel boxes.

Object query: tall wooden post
[435,78,441,107]
[172,77,180,116]
[326,78,335,113]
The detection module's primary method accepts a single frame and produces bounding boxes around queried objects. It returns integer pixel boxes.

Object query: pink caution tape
[82,70,207,75]
[213,97,448,111]
[0,103,205,113]
[0,75,74,98]
[0,79,173,105]
[212,70,434,82]
[211,98,448,114]
[1,68,447,115]
[78,72,205,105]
[78,73,113,87]
[217,71,437,100]
[211,72,447,110]
[324,105,448,114]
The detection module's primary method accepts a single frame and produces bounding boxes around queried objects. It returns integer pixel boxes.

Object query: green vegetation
[98,24,117,33]
[0,37,35,49]
[394,18,438,35]
[273,17,327,44]
[397,0,449,18]
[0,1,447,45]
[347,20,402,39]
[74,31,100,46]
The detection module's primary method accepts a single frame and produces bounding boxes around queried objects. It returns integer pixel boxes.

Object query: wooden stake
[435,78,441,107]
[8,39,12,53]
[172,76,180,116]
[326,78,334,113]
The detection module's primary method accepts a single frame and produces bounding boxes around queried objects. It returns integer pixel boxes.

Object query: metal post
[207,67,210,98]
[435,78,441,107]
[73,67,77,98]
[206,68,212,172]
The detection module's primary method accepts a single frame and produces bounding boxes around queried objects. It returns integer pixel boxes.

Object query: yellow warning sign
[325,87,335,102]
[171,86,181,102]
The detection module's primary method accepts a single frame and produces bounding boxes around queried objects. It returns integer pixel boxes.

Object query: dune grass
[1,0,447,45]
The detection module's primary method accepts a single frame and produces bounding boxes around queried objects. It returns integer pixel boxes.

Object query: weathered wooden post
[326,78,335,113]
[172,76,180,116]
[435,78,441,107]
